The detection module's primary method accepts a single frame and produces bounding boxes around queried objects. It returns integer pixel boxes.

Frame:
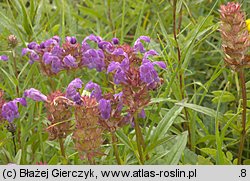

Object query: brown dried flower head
[73,96,103,161]
[45,91,74,140]
[8,35,18,48]
[220,2,250,70]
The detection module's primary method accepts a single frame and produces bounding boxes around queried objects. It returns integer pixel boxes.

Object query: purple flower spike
[63,54,77,68]
[24,88,47,102]
[2,98,27,122]
[66,78,83,104]
[98,99,111,119]
[133,36,150,53]
[85,81,102,101]
[112,38,119,45]
[139,62,159,84]
[0,55,8,61]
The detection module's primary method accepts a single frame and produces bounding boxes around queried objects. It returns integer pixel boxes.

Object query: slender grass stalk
[11,48,19,97]
[238,68,247,165]
[173,0,191,149]
[133,113,144,164]
[111,132,121,165]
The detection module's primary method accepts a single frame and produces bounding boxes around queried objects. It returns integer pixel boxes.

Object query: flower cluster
[5,34,166,161]
[219,2,250,70]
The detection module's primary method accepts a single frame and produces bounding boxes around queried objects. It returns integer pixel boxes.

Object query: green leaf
[164,131,188,164]
[150,105,183,145]
[175,102,224,121]
[14,149,22,164]
[212,91,235,103]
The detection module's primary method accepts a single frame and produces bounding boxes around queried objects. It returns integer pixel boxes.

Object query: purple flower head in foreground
[1,98,27,122]
[66,78,83,104]
[98,98,111,119]
[24,88,47,102]
[63,54,77,68]
[82,49,105,71]
[85,81,102,101]
[133,36,150,53]
[0,55,8,61]
[65,36,77,44]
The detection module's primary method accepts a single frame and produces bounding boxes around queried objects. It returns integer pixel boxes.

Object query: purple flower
[43,37,59,48]
[83,34,102,43]
[0,55,8,61]
[63,54,77,68]
[138,109,146,119]
[133,36,150,53]
[98,41,114,52]
[85,81,102,101]
[27,42,39,49]
[98,99,111,119]
[114,92,123,112]
[65,36,77,44]
[112,38,119,45]
[22,48,40,64]
[66,78,83,104]
[107,57,129,84]
[42,53,63,73]
[1,98,27,122]
[142,50,158,62]
[81,35,102,53]
[140,49,166,85]
[24,88,47,102]
[112,48,129,61]
[82,49,105,71]
[139,62,159,84]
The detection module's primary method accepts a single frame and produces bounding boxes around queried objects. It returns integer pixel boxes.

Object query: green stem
[58,138,67,163]
[173,0,191,149]
[134,113,144,164]
[12,49,19,97]
[238,68,247,165]
[111,132,121,165]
